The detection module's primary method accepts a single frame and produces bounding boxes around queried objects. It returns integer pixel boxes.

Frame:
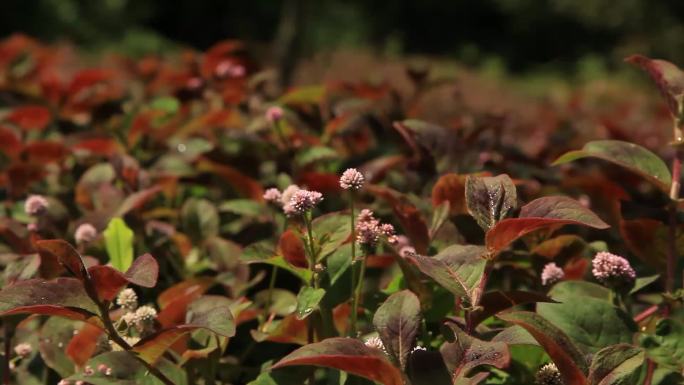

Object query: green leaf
[408,244,486,303]
[466,174,517,231]
[104,218,134,272]
[639,317,684,371]
[295,146,338,166]
[312,212,352,261]
[552,140,671,192]
[373,290,421,370]
[254,289,297,316]
[65,351,187,385]
[537,297,637,353]
[241,241,313,283]
[548,281,612,302]
[150,96,180,114]
[181,198,220,243]
[219,199,268,217]
[629,275,660,295]
[38,317,77,377]
[429,201,451,238]
[588,344,644,385]
[295,286,326,320]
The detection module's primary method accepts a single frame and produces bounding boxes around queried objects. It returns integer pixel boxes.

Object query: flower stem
[349,196,358,337]
[352,251,367,334]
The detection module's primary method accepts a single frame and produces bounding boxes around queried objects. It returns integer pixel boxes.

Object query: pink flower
[24,195,48,216]
[263,188,282,205]
[98,364,110,374]
[75,223,97,244]
[215,61,245,78]
[356,209,399,246]
[57,380,71,385]
[364,336,386,353]
[339,168,365,190]
[266,106,284,123]
[284,189,323,216]
[592,252,636,285]
[541,263,564,286]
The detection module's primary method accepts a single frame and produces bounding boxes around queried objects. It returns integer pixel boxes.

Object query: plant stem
[668,147,682,293]
[265,265,279,314]
[3,322,11,385]
[349,196,357,337]
[466,261,493,334]
[352,251,367,334]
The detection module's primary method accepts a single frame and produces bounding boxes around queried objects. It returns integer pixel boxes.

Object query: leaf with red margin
[625,55,684,116]
[66,323,103,366]
[35,239,89,280]
[498,311,588,385]
[373,290,421,370]
[8,105,51,131]
[272,337,404,385]
[468,290,556,327]
[278,229,308,268]
[440,324,510,381]
[552,140,671,192]
[485,196,609,253]
[0,278,101,325]
[132,299,234,363]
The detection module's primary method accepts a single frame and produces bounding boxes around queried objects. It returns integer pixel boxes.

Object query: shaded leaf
[181,198,219,243]
[66,351,187,385]
[272,337,404,385]
[312,212,352,260]
[440,324,510,381]
[626,55,684,116]
[431,173,468,215]
[373,290,421,370]
[124,253,159,288]
[469,290,556,327]
[588,344,644,385]
[408,244,486,303]
[466,174,517,231]
[35,239,88,280]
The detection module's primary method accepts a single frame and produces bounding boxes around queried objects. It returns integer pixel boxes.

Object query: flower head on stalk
[535,363,563,385]
[284,189,323,216]
[75,223,98,244]
[339,168,365,191]
[266,106,284,123]
[263,188,282,206]
[592,251,636,288]
[355,209,398,247]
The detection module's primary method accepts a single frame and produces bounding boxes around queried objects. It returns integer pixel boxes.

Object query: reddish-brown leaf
[626,55,684,116]
[8,105,51,131]
[66,323,103,366]
[157,278,214,327]
[87,265,129,302]
[431,173,469,215]
[23,141,69,164]
[278,229,308,268]
[272,337,404,385]
[35,239,88,280]
[124,253,159,288]
[469,291,556,327]
[196,158,264,201]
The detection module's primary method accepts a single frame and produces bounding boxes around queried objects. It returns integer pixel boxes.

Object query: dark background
[2,0,684,73]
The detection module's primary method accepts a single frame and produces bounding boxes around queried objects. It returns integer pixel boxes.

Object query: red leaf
[23,141,69,164]
[66,323,103,366]
[272,337,404,385]
[297,172,342,195]
[72,137,122,156]
[0,126,22,158]
[8,105,51,131]
[431,173,469,215]
[157,278,214,327]
[87,265,129,302]
[626,55,684,116]
[196,158,264,201]
[485,196,609,253]
[278,229,308,268]
[498,311,588,385]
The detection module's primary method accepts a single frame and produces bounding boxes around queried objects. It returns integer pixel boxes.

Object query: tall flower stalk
[339,168,365,336]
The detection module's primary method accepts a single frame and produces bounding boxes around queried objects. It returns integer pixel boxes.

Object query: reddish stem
[643,359,656,385]
[668,149,682,293]
[633,305,658,323]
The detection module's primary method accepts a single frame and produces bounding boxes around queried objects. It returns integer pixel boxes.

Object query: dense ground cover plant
[0,34,682,385]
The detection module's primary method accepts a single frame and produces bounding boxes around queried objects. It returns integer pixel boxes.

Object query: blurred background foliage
[1,0,684,75]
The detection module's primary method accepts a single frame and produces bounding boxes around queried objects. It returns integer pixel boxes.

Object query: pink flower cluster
[339,168,365,190]
[74,223,97,244]
[591,251,636,285]
[356,209,397,246]
[24,195,48,216]
[541,263,564,286]
[263,185,323,216]
[266,106,284,123]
